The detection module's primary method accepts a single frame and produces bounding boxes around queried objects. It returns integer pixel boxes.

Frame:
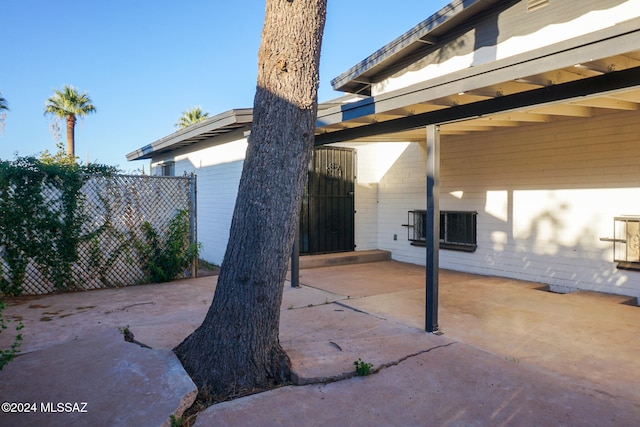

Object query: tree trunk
[174,0,327,399]
[66,114,76,157]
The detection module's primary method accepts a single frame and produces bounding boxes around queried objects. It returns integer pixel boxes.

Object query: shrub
[136,209,201,283]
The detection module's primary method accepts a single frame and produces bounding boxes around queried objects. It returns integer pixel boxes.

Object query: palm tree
[0,91,8,111]
[176,106,209,129]
[44,85,96,157]
[0,91,8,135]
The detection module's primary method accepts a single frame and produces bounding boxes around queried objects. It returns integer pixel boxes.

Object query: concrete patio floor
[294,261,640,402]
[0,260,639,426]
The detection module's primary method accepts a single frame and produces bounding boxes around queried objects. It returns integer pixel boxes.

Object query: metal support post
[425,125,440,333]
[189,173,198,279]
[291,203,301,288]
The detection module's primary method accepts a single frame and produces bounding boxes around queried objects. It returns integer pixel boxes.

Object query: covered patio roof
[316,18,640,145]
[313,12,640,333]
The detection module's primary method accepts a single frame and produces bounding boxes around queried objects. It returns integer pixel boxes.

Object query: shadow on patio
[293,260,640,402]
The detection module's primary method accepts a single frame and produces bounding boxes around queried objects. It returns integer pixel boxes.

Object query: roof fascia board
[126,108,252,161]
[317,19,640,128]
[330,0,492,92]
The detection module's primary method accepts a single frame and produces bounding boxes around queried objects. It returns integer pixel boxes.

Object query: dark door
[300,147,355,254]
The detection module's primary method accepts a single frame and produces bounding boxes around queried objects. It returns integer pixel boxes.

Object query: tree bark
[174,0,327,399]
[66,114,76,157]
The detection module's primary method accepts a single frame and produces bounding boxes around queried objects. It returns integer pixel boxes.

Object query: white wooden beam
[605,89,640,103]
[528,104,592,117]
[466,81,543,97]
[441,124,494,132]
[571,97,638,111]
[488,111,552,122]
[517,68,587,86]
[473,119,522,127]
[433,93,493,106]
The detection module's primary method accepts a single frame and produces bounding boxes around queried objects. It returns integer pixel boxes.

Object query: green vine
[0,156,195,294]
[135,209,200,283]
[0,300,23,370]
[85,194,133,287]
[0,156,116,295]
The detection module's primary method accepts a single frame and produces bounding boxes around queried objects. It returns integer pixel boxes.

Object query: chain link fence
[1,173,196,295]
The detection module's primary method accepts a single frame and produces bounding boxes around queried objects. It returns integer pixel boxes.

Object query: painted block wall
[376,142,428,266]
[376,109,640,298]
[152,138,248,265]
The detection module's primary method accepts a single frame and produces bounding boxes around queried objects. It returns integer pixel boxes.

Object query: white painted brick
[376,110,640,298]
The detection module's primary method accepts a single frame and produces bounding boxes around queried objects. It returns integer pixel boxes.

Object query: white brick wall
[153,138,248,265]
[332,142,381,251]
[376,109,640,298]
[333,142,419,252]
[376,142,429,265]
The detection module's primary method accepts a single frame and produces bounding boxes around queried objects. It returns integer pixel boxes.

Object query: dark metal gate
[300,147,355,254]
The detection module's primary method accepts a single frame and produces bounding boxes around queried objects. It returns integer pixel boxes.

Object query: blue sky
[1,0,451,171]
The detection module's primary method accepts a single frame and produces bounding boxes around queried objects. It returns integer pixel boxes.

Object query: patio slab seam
[291,340,459,386]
